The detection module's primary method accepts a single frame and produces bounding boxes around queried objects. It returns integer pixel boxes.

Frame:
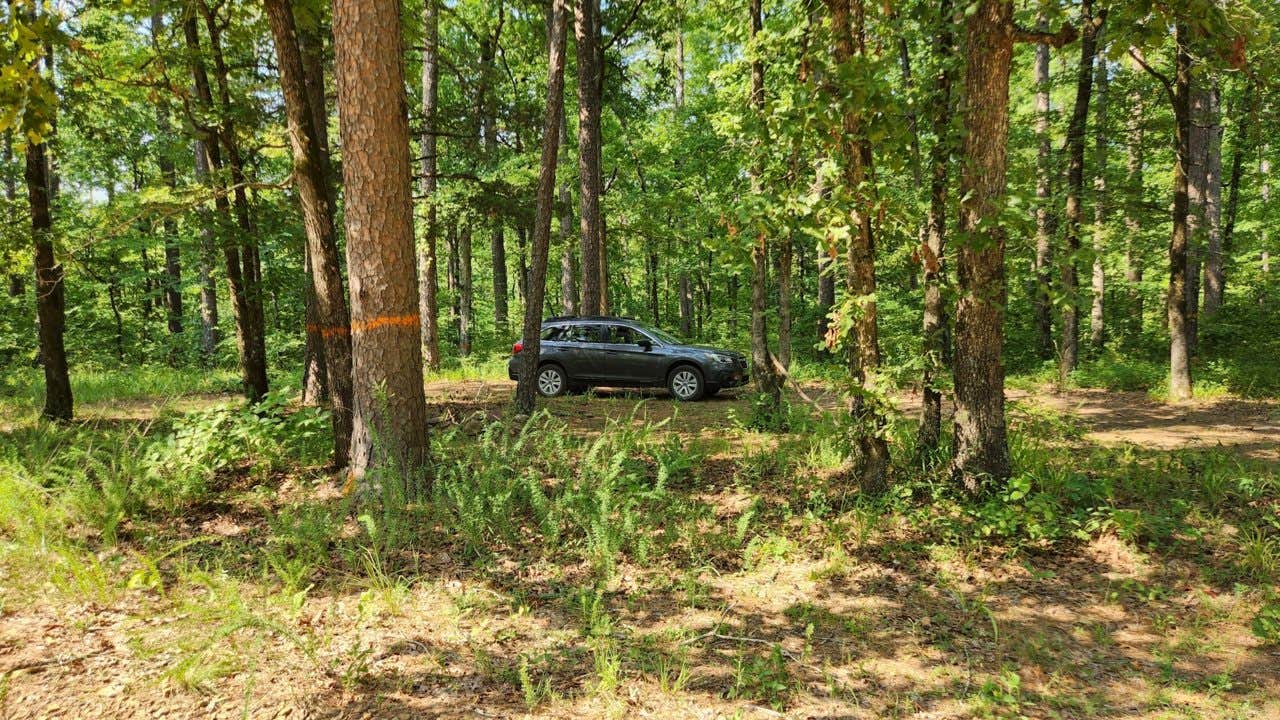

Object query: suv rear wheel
[537,364,568,397]
[667,366,705,401]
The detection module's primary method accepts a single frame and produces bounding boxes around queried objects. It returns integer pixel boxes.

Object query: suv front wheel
[667,366,705,401]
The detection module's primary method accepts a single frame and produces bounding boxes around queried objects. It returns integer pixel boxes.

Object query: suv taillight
[512,341,523,355]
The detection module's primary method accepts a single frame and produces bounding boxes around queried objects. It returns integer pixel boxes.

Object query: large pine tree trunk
[917,0,955,457]
[1032,28,1055,360]
[1060,0,1103,383]
[1089,53,1109,349]
[28,136,73,421]
[418,0,442,371]
[575,0,604,315]
[515,0,568,414]
[951,0,1019,487]
[265,0,356,468]
[332,0,430,482]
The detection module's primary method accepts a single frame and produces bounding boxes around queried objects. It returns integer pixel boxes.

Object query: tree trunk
[558,104,578,315]
[1185,79,1218,353]
[1217,82,1254,311]
[1123,92,1145,343]
[1089,52,1108,350]
[332,0,430,483]
[459,221,474,356]
[827,0,888,491]
[202,4,269,400]
[575,0,604,315]
[265,0,356,468]
[28,136,73,421]
[917,0,955,458]
[1059,0,1102,383]
[183,13,267,402]
[515,0,568,414]
[1166,25,1194,401]
[5,133,24,297]
[778,232,793,369]
[1032,27,1055,360]
[951,0,1018,488]
[193,139,220,360]
[418,0,442,371]
[151,10,184,343]
[1200,80,1225,316]
[748,0,782,414]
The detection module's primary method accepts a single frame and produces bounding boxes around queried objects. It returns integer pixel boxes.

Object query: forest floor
[2,378,1279,719]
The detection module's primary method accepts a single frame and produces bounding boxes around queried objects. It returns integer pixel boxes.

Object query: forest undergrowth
[2,365,1278,719]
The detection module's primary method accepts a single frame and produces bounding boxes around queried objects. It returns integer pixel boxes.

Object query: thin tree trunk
[1184,80,1217,353]
[193,139,220,359]
[1200,80,1225,316]
[4,132,21,297]
[151,10,183,344]
[1032,25,1055,360]
[917,0,955,458]
[183,13,265,401]
[558,104,578,315]
[515,0,568,414]
[778,232,792,369]
[1060,0,1103,383]
[1123,87,1144,341]
[1217,82,1254,310]
[827,0,888,490]
[748,0,782,413]
[28,135,73,421]
[265,0,355,468]
[418,0,442,371]
[459,221,474,356]
[1160,25,1195,401]
[1089,52,1108,350]
[332,0,430,482]
[575,0,604,315]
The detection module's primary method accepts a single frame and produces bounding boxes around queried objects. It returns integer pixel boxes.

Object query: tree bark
[265,0,355,468]
[418,0,442,371]
[748,0,783,414]
[515,0,568,414]
[151,10,183,344]
[558,102,578,316]
[1200,80,1225,316]
[332,0,430,483]
[1060,0,1103,383]
[1123,87,1145,341]
[182,12,267,402]
[28,135,73,421]
[1089,52,1108,349]
[459,221,474,356]
[1032,26,1055,360]
[1185,78,1218,352]
[193,139,220,360]
[827,0,888,491]
[917,0,955,458]
[1166,25,1195,400]
[575,0,604,315]
[951,0,1023,487]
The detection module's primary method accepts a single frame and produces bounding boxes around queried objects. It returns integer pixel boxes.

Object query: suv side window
[563,324,601,343]
[542,326,565,342]
[604,325,639,344]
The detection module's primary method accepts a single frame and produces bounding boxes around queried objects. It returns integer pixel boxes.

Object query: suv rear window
[561,324,602,343]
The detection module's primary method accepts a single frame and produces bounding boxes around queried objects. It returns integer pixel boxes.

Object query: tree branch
[1013,23,1078,48]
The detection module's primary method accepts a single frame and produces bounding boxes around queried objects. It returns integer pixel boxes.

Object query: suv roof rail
[543,315,637,323]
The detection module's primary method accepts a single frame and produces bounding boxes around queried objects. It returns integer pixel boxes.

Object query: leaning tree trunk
[1060,0,1103,383]
[917,0,955,458]
[265,0,355,468]
[418,0,442,371]
[575,0,604,315]
[28,134,73,421]
[332,0,430,484]
[515,0,568,414]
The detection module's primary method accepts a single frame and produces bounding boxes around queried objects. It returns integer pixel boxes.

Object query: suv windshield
[631,323,683,346]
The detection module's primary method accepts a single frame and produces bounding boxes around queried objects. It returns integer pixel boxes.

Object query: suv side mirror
[637,338,653,350]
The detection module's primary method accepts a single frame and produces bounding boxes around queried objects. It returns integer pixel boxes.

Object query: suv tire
[667,365,705,401]
[536,364,568,397]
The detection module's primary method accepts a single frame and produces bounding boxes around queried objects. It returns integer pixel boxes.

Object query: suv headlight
[709,353,735,364]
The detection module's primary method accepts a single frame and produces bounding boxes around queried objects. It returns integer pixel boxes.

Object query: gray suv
[507,316,748,401]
